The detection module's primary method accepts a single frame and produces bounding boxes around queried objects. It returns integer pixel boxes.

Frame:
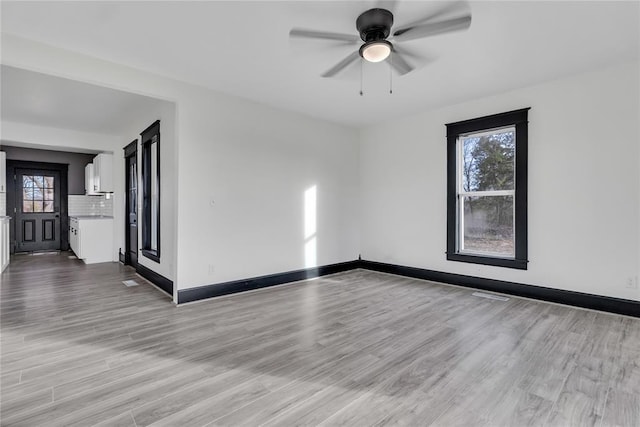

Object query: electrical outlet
[625,276,638,290]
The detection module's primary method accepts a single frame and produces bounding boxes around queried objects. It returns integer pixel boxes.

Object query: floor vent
[123,280,140,287]
[472,291,509,301]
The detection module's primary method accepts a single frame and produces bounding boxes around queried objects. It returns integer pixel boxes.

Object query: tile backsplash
[68,195,114,216]
[0,193,112,217]
[0,192,6,216]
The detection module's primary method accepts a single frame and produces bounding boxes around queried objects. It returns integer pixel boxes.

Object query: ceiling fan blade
[322,51,360,78]
[393,15,471,42]
[387,49,414,75]
[392,1,468,36]
[392,44,422,61]
[290,28,359,43]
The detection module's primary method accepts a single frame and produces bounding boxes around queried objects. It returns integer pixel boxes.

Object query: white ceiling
[1,65,167,136]
[1,1,639,128]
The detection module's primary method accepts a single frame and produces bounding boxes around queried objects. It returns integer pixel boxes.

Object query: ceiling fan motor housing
[356,8,394,42]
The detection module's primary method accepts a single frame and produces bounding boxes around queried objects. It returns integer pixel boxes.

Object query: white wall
[1,121,120,153]
[175,94,359,289]
[2,35,360,299]
[359,61,640,301]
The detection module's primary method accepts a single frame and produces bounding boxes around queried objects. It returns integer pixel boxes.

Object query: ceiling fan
[290,3,472,78]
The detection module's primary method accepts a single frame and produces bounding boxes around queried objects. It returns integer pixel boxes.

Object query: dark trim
[446,253,527,269]
[137,263,173,296]
[445,108,531,135]
[6,160,69,254]
[173,257,638,317]
[140,119,161,137]
[514,115,529,261]
[141,249,160,263]
[140,121,160,262]
[123,139,137,157]
[119,251,125,264]
[177,260,360,304]
[123,141,139,269]
[446,108,530,270]
[360,260,640,318]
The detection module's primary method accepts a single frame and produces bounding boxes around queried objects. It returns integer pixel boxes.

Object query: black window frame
[446,108,530,270]
[140,120,160,263]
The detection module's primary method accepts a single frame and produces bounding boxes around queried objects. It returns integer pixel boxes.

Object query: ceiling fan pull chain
[389,52,393,94]
[360,59,364,96]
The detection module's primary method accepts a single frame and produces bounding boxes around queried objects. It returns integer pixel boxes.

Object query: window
[23,175,55,213]
[141,120,160,262]
[446,108,529,269]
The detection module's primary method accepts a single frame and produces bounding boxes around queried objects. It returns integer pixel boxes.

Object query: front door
[15,168,61,252]
[124,142,138,267]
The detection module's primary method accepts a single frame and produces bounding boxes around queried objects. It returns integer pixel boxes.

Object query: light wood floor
[1,252,639,426]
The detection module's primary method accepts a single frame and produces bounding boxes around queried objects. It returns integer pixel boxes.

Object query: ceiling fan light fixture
[359,40,392,63]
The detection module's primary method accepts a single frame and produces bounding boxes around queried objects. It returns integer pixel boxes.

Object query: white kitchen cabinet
[85,164,100,195]
[69,216,114,264]
[1,216,10,272]
[92,153,113,193]
[69,217,79,255]
[0,151,6,193]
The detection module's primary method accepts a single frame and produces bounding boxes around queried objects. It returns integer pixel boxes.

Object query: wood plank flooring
[1,252,639,426]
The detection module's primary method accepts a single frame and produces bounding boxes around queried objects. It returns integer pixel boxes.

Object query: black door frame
[123,140,138,268]
[6,160,69,254]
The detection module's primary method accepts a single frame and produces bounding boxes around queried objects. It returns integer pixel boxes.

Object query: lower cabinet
[69,216,114,264]
[1,217,10,272]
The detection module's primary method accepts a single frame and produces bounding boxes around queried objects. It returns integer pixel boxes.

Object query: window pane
[23,201,33,213]
[33,186,44,201]
[23,187,34,201]
[130,163,137,190]
[23,176,34,188]
[33,201,44,213]
[44,176,55,188]
[44,188,54,201]
[44,201,54,212]
[462,128,515,191]
[462,195,514,257]
[150,141,158,251]
[33,175,44,187]
[141,120,160,260]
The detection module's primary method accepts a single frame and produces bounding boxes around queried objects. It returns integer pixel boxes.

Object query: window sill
[446,252,527,270]
[141,249,160,263]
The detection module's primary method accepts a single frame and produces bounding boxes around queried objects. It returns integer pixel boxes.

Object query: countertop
[69,215,114,220]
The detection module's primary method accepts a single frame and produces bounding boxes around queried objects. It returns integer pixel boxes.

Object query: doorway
[7,161,69,253]
[124,140,138,268]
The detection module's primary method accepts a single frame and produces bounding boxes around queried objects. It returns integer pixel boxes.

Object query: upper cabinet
[85,163,99,195]
[92,153,113,193]
[0,151,6,193]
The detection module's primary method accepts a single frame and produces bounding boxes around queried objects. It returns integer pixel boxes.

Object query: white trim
[459,248,515,258]
[455,125,516,257]
[459,196,465,252]
[460,125,515,139]
[459,190,514,197]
